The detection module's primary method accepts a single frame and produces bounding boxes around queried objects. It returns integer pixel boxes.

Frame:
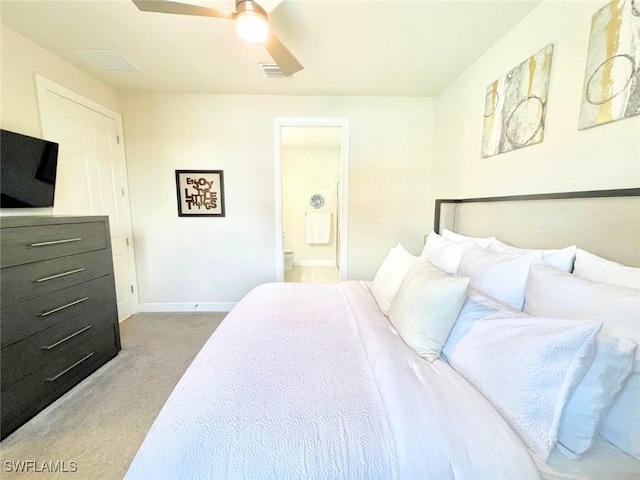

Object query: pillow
[444,314,601,460]
[465,287,524,315]
[372,244,419,315]
[490,240,576,272]
[457,247,542,310]
[556,336,636,458]
[388,259,469,362]
[524,263,640,459]
[442,288,526,362]
[573,249,640,289]
[421,231,472,274]
[524,263,640,365]
[599,373,640,459]
[441,228,494,249]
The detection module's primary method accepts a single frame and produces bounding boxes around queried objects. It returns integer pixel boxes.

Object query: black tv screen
[1,129,59,208]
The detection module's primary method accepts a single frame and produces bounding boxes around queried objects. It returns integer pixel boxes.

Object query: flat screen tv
[1,129,59,208]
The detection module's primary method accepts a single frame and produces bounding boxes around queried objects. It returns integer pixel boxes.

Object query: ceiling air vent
[259,63,289,78]
[74,50,140,72]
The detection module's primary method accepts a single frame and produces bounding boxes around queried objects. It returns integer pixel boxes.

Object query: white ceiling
[0,0,542,96]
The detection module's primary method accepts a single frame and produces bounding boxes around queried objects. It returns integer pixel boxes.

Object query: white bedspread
[126,281,539,479]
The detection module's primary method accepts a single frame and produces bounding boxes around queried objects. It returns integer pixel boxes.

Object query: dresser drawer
[1,249,113,307]
[1,221,108,268]
[1,306,116,389]
[1,325,118,439]
[1,275,117,347]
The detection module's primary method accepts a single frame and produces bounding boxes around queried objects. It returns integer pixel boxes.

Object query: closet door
[38,78,137,321]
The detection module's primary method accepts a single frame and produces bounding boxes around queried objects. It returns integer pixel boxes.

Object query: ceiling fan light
[236,10,268,44]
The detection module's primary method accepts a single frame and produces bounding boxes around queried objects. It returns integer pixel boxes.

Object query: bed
[126,188,640,479]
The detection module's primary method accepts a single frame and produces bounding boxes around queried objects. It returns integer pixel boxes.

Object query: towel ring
[310,194,325,209]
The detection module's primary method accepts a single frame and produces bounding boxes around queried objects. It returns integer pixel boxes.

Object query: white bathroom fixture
[284,251,294,270]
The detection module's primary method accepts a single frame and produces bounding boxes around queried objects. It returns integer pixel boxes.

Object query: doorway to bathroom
[273,118,350,283]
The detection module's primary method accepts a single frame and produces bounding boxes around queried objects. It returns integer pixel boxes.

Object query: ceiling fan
[132,0,303,76]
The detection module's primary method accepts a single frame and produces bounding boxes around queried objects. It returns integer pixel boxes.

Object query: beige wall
[0,25,121,137]
[431,0,640,224]
[0,25,122,218]
[283,146,341,265]
[121,94,434,309]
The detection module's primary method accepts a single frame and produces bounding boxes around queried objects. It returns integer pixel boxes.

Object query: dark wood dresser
[1,216,121,440]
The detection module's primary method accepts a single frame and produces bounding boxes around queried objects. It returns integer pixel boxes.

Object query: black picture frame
[175,170,225,217]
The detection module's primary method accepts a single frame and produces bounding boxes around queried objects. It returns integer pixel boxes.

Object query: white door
[37,79,137,321]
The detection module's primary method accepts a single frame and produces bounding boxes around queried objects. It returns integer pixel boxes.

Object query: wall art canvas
[175,170,225,217]
[579,0,640,129]
[481,44,554,158]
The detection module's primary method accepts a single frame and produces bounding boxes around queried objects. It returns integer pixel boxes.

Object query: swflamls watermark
[4,460,78,473]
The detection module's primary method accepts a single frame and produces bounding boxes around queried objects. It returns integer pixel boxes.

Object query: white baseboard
[139,302,237,313]
[292,260,337,267]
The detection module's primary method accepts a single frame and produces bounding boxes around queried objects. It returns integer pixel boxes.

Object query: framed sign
[175,170,225,217]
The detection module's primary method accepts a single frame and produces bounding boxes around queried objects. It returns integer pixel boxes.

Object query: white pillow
[524,263,640,367]
[442,289,526,362]
[444,288,625,460]
[556,336,636,458]
[573,249,640,289]
[524,263,640,459]
[445,314,601,460]
[389,259,469,362]
[441,228,494,249]
[421,231,472,274]
[372,244,419,315]
[457,247,542,310]
[600,373,640,460]
[490,240,576,272]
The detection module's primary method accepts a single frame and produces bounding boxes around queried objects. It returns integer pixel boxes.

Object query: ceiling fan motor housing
[235,0,268,20]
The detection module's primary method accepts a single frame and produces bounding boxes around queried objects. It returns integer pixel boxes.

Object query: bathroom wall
[283,146,341,265]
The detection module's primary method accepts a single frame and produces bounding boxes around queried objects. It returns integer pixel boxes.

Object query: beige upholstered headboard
[434,189,640,267]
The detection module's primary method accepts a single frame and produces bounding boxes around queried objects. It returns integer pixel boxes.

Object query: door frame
[273,117,350,281]
[35,75,140,317]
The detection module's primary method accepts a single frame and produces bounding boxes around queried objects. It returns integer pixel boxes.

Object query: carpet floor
[0,312,225,480]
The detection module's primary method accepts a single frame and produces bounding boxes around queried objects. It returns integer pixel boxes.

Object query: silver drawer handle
[45,352,94,382]
[39,297,89,317]
[42,325,93,350]
[30,238,82,247]
[36,268,86,283]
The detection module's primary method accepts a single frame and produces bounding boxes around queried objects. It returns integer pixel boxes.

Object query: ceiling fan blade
[132,0,236,20]
[265,33,303,76]
[255,0,282,13]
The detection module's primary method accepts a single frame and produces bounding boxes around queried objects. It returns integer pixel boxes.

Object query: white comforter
[126,281,539,479]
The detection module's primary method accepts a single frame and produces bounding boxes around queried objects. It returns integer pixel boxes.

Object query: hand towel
[306,213,331,244]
